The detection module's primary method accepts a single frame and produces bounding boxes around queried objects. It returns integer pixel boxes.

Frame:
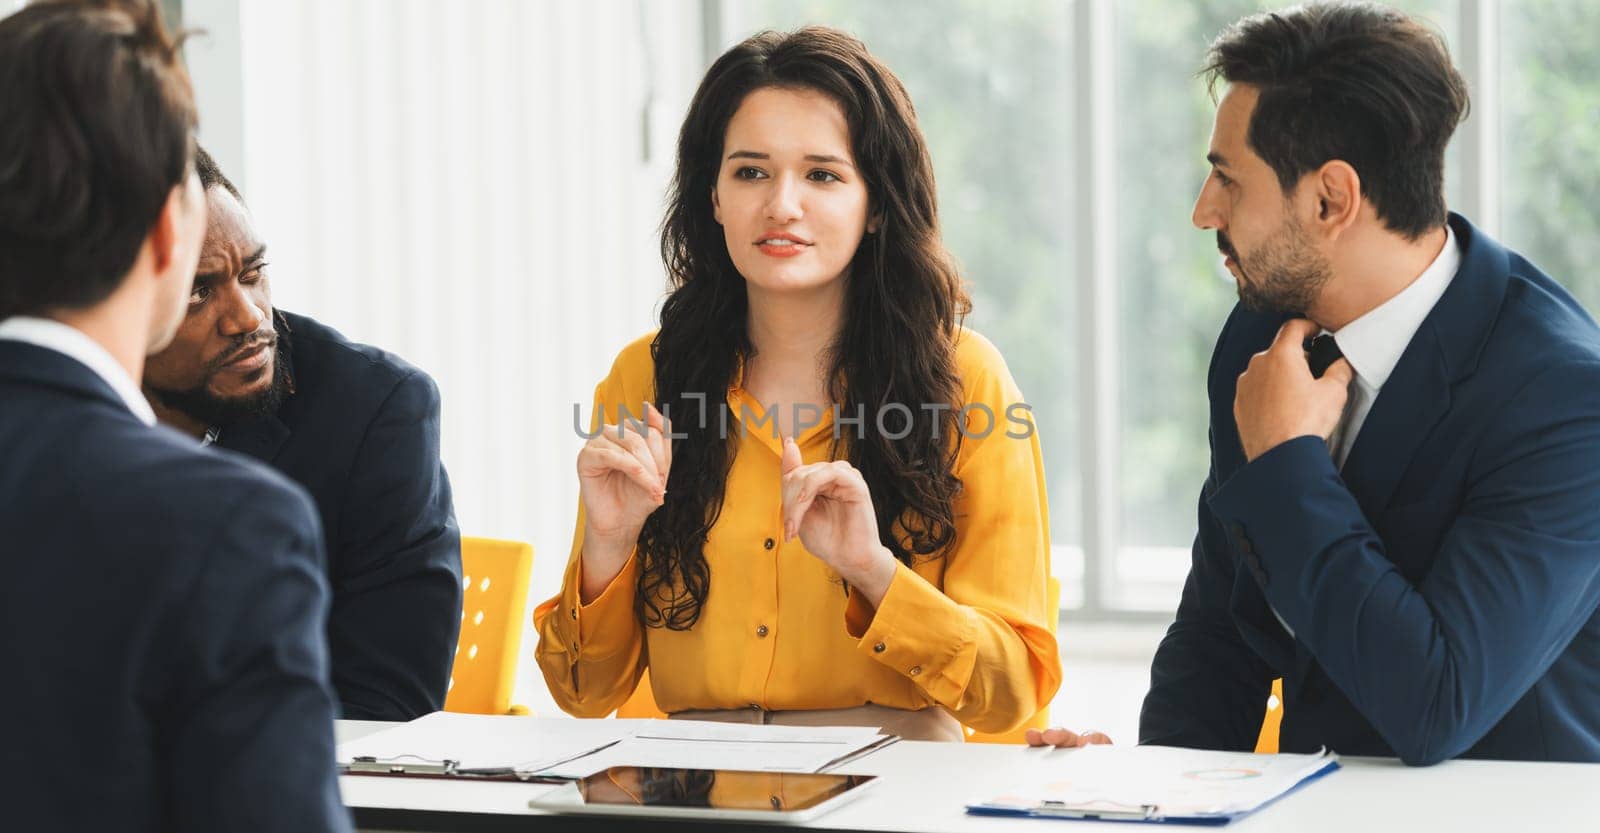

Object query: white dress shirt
[0,315,157,426]
[1327,225,1461,467]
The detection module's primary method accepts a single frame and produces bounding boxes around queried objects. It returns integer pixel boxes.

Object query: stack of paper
[541,720,892,777]
[969,745,1339,824]
[336,713,896,780]
[337,712,632,776]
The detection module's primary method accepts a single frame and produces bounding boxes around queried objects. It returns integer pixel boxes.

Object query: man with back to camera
[1032,2,1600,764]
[141,147,464,721]
[0,1,351,829]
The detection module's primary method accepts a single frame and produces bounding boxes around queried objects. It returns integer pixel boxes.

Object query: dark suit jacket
[218,311,461,721]
[1141,214,1600,765]
[0,341,351,832]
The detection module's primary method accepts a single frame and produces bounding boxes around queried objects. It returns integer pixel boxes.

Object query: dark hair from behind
[194,144,242,203]
[646,26,971,629]
[0,0,197,320]
[1202,1,1469,238]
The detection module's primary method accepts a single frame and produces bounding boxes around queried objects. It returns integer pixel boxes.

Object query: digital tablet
[529,766,878,823]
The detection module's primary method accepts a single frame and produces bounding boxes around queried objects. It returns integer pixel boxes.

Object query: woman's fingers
[781,435,803,475]
[643,403,669,483]
[780,467,807,540]
[781,462,869,540]
[582,426,663,499]
[579,444,663,500]
[609,422,662,492]
[781,465,825,540]
[657,405,674,477]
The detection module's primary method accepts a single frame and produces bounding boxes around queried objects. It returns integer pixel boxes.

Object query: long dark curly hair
[637,26,971,629]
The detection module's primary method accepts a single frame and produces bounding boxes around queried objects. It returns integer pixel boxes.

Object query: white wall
[186,0,707,713]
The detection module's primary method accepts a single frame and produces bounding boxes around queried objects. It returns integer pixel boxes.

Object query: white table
[337,719,1600,832]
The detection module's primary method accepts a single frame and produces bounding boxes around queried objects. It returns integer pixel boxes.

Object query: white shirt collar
[0,316,157,426]
[1331,225,1461,391]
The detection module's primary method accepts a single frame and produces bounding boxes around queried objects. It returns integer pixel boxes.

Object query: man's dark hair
[1203,2,1469,238]
[194,144,242,203]
[0,0,197,320]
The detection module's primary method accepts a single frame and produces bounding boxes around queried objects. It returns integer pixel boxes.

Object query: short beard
[147,344,292,429]
[1231,215,1333,315]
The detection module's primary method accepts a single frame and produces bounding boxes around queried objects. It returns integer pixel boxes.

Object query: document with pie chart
[968,745,1339,825]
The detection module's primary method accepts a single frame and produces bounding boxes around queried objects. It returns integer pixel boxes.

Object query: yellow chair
[1255,678,1284,753]
[616,577,1066,739]
[444,536,534,716]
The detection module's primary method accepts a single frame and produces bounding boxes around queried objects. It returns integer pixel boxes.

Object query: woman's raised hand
[577,402,672,601]
[779,436,899,606]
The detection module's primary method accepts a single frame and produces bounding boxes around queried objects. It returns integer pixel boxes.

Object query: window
[1499,0,1600,309]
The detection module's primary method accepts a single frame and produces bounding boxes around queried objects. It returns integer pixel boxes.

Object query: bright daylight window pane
[1499,0,1600,309]
[729,0,1085,605]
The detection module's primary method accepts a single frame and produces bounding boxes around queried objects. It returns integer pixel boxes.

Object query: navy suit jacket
[1141,214,1600,765]
[217,311,462,721]
[0,341,351,832]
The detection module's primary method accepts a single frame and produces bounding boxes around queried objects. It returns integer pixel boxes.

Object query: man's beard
[147,343,292,429]
[1220,215,1332,315]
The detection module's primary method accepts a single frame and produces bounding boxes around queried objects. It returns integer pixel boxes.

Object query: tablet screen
[575,767,875,812]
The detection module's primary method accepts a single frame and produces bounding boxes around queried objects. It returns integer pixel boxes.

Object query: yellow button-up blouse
[534,328,1060,733]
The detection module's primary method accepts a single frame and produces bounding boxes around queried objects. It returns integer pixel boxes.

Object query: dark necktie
[1305,333,1344,379]
[1306,332,1359,467]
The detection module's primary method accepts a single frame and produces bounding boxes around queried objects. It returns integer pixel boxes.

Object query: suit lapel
[1286,213,1508,687]
[218,412,291,463]
[1338,214,1508,519]
[1336,328,1453,520]
[1285,329,1452,687]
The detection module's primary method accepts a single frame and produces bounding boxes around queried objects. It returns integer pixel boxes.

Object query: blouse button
[756,625,769,638]
[763,537,775,550]
[872,641,886,654]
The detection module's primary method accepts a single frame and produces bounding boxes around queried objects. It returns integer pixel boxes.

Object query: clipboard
[339,739,622,783]
[966,747,1340,826]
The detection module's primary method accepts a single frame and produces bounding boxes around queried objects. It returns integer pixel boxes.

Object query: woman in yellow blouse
[534,26,1060,740]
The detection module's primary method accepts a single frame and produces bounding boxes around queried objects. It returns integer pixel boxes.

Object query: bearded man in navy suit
[1034,3,1600,765]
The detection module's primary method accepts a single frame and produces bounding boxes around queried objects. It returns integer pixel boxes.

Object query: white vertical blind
[233,0,705,712]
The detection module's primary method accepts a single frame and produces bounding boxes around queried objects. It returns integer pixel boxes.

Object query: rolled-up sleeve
[534,509,647,717]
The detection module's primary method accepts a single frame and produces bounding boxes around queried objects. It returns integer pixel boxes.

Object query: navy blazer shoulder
[217,311,462,721]
[0,341,351,832]
[1141,214,1600,764]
